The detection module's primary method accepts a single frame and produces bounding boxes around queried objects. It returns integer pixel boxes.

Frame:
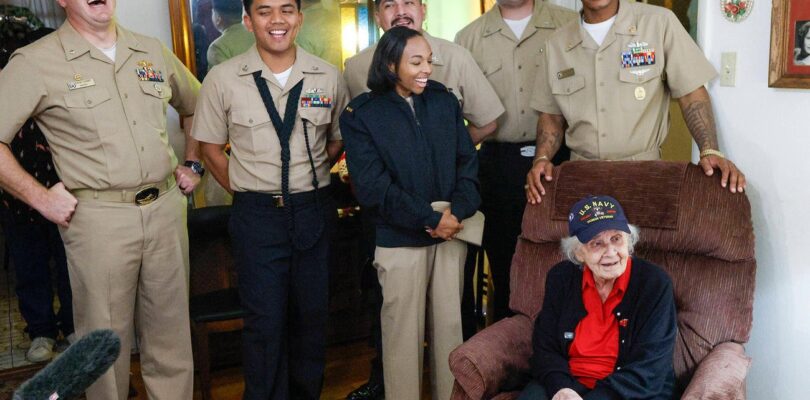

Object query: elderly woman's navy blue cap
[568,195,630,243]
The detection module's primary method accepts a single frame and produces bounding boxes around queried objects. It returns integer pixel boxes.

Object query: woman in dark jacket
[339,26,480,400]
[521,195,677,400]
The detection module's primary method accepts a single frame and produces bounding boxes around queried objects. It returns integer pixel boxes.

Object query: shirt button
[249,118,254,124]
[539,48,544,53]
[617,366,622,371]
[86,99,93,105]
[521,110,525,114]
[124,93,129,99]
[602,133,607,137]
[621,339,625,344]
[518,65,522,70]
[133,120,137,126]
[520,87,524,92]
[600,82,605,86]
[616,312,622,316]
[600,108,606,112]
[141,146,145,152]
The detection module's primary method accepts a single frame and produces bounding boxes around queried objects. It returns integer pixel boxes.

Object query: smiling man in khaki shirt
[455,0,576,324]
[526,0,745,204]
[192,0,347,397]
[0,0,202,399]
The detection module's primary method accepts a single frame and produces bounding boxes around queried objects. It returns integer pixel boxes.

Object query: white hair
[560,225,640,265]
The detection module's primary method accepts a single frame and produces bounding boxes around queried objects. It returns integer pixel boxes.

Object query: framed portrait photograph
[168,0,378,82]
[769,0,810,88]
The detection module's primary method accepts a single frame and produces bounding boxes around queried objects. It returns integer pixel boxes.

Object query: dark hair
[367,26,422,94]
[797,21,810,62]
[242,0,301,14]
[213,0,244,20]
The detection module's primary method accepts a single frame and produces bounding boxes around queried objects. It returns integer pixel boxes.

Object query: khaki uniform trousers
[59,186,193,400]
[374,240,467,400]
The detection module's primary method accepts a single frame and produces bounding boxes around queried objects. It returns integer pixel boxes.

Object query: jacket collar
[481,0,558,43]
[238,45,325,93]
[564,0,639,52]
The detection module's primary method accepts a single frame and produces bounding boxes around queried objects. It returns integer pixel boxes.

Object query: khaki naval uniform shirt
[530,0,716,161]
[343,32,504,128]
[455,0,576,143]
[0,22,200,190]
[192,46,348,194]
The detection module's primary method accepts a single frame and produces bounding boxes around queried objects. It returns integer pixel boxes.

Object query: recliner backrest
[509,161,756,390]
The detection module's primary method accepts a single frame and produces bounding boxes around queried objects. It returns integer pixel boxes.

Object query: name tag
[67,79,96,90]
[520,146,536,158]
[556,68,575,79]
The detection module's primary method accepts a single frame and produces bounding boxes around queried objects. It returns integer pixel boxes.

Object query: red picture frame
[769,0,810,88]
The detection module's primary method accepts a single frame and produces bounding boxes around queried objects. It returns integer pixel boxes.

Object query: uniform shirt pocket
[618,65,662,111]
[139,82,173,128]
[482,58,504,97]
[230,110,272,156]
[550,75,586,116]
[63,87,113,138]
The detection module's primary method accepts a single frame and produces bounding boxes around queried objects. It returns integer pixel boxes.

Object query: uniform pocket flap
[298,108,331,126]
[64,87,112,108]
[139,82,173,99]
[482,58,502,76]
[551,76,586,95]
[619,66,661,84]
[231,110,271,128]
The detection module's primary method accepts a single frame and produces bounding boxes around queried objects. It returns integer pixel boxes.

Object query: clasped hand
[425,209,463,241]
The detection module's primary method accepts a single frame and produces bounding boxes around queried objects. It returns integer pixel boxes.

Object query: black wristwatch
[184,160,205,177]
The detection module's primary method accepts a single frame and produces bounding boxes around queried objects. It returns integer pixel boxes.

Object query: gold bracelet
[699,149,725,159]
[532,155,550,165]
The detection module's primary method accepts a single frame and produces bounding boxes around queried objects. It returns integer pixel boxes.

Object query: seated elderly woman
[520,195,677,400]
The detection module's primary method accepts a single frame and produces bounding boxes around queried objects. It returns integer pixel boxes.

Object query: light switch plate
[720,52,737,87]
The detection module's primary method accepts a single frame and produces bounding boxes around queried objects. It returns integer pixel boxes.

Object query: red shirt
[568,259,632,389]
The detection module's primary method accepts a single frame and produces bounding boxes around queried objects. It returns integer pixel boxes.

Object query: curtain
[1,0,65,29]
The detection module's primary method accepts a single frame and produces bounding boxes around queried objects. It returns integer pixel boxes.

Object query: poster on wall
[769,0,810,88]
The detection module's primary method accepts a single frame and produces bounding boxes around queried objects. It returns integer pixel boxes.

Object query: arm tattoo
[682,99,719,151]
[536,115,565,158]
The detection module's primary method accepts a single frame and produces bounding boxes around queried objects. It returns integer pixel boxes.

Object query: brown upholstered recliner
[449,161,755,399]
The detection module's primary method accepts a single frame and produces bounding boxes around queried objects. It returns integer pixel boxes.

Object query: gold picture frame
[168,0,198,75]
[768,0,810,88]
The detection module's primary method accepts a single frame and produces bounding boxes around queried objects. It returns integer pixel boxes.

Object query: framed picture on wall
[769,0,810,88]
[168,0,378,82]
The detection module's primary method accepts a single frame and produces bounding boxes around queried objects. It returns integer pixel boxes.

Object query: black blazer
[339,80,480,248]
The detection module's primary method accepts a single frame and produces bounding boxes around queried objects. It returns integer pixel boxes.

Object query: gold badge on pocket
[634,86,646,101]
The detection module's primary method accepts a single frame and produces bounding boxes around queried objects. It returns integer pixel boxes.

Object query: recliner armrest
[450,314,534,400]
[681,342,751,400]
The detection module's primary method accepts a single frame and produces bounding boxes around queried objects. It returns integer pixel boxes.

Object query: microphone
[13,329,121,400]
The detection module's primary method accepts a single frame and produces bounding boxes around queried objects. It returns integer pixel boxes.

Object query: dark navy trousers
[1,217,73,340]
[230,190,334,400]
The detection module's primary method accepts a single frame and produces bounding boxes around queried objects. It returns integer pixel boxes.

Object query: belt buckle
[272,195,284,208]
[135,186,159,206]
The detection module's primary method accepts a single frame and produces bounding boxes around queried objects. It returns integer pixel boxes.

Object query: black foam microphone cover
[13,329,121,400]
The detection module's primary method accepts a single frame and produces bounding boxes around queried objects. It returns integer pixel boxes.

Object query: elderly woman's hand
[551,388,583,400]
